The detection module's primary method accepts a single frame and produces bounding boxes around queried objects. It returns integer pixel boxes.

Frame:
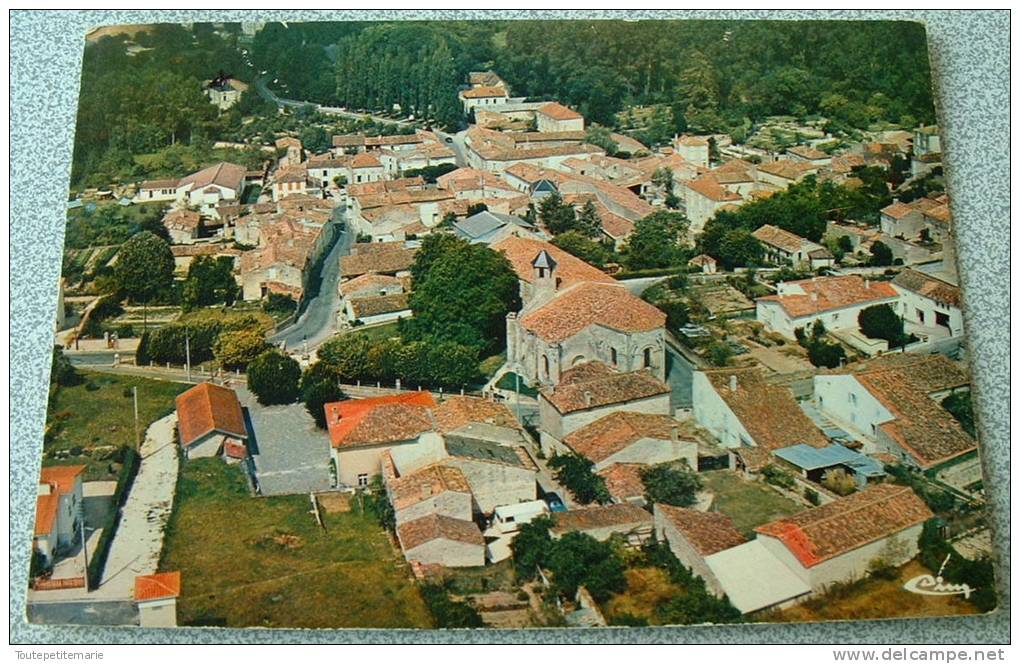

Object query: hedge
[86,445,140,589]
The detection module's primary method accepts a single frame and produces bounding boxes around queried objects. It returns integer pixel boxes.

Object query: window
[610,347,618,366]
[871,423,877,436]
[357,474,369,487]
[643,348,652,368]
[935,311,950,329]
[917,308,925,324]
[542,355,550,378]
[849,393,857,406]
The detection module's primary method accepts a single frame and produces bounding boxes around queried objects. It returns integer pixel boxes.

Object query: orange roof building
[755,275,900,339]
[755,485,931,582]
[174,382,248,459]
[34,465,86,562]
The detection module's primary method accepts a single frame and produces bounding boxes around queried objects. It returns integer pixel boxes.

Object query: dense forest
[249,20,934,131]
[73,19,935,187]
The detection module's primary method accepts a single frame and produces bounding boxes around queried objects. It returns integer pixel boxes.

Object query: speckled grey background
[10,9,1009,644]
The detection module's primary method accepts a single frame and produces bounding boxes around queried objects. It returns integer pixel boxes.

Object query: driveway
[27,600,138,626]
[93,413,179,599]
[237,385,332,496]
[269,209,353,352]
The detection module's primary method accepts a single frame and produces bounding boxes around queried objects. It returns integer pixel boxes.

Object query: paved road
[435,129,469,167]
[270,209,353,352]
[27,600,138,626]
[666,345,695,411]
[255,76,415,126]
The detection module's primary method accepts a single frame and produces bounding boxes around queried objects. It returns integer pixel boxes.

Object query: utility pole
[79,504,89,592]
[514,372,521,423]
[133,386,141,453]
[185,327,192,382]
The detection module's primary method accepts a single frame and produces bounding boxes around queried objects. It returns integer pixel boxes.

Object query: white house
[755,484,932,591]
[175,162,246,213]
[459,85,510,114]
[135,178,180,203]
[382,456,474,526]
[174,382,249,460]
[692,367,828,473]
[755,275,900,339]
[679,175,743,235]
[205,76,248,111]
[134,572,181,628]
[675,135,710,168]
[34,465,85,565]
[348,152,386,184]
[812,354,974,470]
[892,268,964,338]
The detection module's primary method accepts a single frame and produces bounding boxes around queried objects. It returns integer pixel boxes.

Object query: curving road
[254,76,416,127]
[269,207,353,353]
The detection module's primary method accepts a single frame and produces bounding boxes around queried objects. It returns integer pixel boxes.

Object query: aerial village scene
[30,20,996,629]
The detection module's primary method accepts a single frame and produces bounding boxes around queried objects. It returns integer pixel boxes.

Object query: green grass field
[44,371,188,480]
[160,459,433,629]
[700,470,805,537]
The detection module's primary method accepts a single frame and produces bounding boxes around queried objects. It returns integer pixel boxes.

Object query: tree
[869,240,894,266]
[584,125,619,155]
[300,362,345,429]
[538,190,577,235]
[551,231,613,268]
[181,256,238,312]
[50,346,81,387]
[246,350,301,405]
[406,236,520,353]
[115,231,174,303]
[547,453,611,505]
[858,303,907,346]
[705,341,733,367]
[466,202,488,216]
[317,333,376,382]
[942,391,976,437]
[575,201,603,238]
[623,211,688,270]
[640,461,702,507]
[807,339,846,369]
[510,515,554,581]
[298,126,330,154]
[544,531,627,602]
[213,327,270,371]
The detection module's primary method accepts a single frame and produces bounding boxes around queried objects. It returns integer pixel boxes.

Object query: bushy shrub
[547,453,611,505]
[762,464,796,490]
[246,350,301,406]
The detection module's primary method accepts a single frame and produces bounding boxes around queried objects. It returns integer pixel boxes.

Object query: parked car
[543,492,567,513]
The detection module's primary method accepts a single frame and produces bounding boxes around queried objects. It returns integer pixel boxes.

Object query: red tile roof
[134,571,182,601]
[177,162,246,194]
[596,463,647,502]
[551,503,652,535]
[34,492,59,537]
[702,367,828,468]
[433,396,522,433]
[564,412,686,464]
[893,269,961,308]
[881,201,920,219]
[397,513,484,550]
[751,224,816,254]
[351,152,382,169]
[492,236,614,289]
[537,102,583,121]
[755,485,932,567]
[388,464,472,511]
[39,465,86,495]
[541,362,670,415]
[520,282,666,343]
[324,392,436,449]
[685,176,743,202]
[174,382,247,449]
[757,275,899,318]
[657,504,746,556]
[460,85,508,99]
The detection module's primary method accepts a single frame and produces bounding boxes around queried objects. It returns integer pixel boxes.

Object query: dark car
[543,492,567,513]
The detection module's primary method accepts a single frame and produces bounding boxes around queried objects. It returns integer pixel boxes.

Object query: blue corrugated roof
[774,443,885,477]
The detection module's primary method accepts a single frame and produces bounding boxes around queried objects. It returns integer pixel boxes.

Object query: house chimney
[584,391,593,408]
[810,291,818,302]
[864,278,871,289]
[729,375,737,392]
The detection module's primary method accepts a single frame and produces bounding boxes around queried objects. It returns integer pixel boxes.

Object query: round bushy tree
[300,362,345,429]
[246,350,301,406]
[114,231,174,304]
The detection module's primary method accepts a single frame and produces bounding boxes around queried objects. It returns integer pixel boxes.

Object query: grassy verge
[773,560,979,623]
[700,470,805,537]
[348,321,400,344]
[603,566,684,625]
[44,371,188,481]
[160,459,432,629]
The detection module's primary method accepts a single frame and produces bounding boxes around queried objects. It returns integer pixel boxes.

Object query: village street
[94,412,179,599]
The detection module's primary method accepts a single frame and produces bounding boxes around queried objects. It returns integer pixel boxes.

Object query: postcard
[29,18,997,630]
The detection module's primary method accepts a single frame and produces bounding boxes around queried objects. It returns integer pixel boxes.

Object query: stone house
[550,503,653,547]
[561,411,698,472]
[396,513,486,568]
[688,254,718,274]
[205,76,248,110]
[654,505,746,596]
[892,268,963,338]
[442,436,539,514]
[162,208,203,244]
[679,175,744,235]
[785,144,832,167]
[498,240,667,386]
[459,85,510,114]
[675,135,710,167]
[751,224,834,270]
[175,382,249,460]
[535,102,585,133]
[382,454,474,526]
[538,361,671,455]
